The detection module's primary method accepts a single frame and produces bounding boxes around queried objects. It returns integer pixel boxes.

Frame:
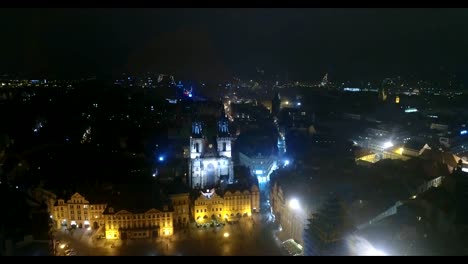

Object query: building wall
[170,193,190,227]
[217,137,232,158]
[190,157,233,189]
[193,186,259,224]
[104,207,173,240]
[270,182,311,247]
[52,193,106,230]
[189,135,234,189]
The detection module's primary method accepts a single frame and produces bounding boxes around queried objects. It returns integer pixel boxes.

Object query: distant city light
[289,198,300,210]
[343,87,361,92]
[383,141,394,149]
[404,108,418,113]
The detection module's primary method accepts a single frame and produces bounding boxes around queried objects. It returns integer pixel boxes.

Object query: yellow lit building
[103,205,173,240]
[170,193,190,228]
[193,185,260,224]
[52,192,107,230]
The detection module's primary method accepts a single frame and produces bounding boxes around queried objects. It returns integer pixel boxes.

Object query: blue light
[297,102,301,106]
[284,160,290,166]
[188,93,193,98]
[461,130,467,135]
[255,170,263,175]
[158,156,164,162]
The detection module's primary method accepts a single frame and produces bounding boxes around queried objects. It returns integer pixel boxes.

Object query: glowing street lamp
[289,198,300,210]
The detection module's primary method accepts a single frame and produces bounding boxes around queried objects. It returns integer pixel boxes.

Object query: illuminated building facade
[103,205,173,240]
[188,117,234,189]
[169,193,190,228]
[52,192,107,230]
[270,179,314,247]
[193,185,260,224]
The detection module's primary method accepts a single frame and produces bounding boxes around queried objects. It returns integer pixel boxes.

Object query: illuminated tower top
[217,110,230,137]
[192,121,203,137]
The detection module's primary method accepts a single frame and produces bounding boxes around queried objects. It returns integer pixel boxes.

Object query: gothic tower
[190,121,205,159]
[217,112,232,158]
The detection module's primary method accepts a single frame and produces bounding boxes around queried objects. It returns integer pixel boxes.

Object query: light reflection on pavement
[54,214,283,256]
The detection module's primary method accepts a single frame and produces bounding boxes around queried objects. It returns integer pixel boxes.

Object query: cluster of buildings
[49,114,261,241]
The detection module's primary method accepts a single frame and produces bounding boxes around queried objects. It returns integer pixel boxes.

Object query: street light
[289,198,300,210]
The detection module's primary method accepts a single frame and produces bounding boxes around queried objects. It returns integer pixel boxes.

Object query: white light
[152,173,156,177]
[50,215,53,219]
[383,141,393,149]
[363,247,387,256]
[223,232,230,238]
[87,227,91,231]
[284,160,290,166]
[347,235,388,256]
[289,198,300,210]
[60,244,66,249]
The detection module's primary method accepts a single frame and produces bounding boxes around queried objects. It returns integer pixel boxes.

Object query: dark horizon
[1,8,468,83]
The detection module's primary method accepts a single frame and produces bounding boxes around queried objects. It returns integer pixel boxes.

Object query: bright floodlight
[383,141,394,149]
[363,247,387,256]
[347,235,388,256]
[289,198,300,210]
[223,232,230,238]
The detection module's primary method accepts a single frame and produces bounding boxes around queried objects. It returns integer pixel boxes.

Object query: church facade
[188,117,234,189]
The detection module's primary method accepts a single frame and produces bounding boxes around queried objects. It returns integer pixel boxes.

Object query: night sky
[1,8,468,82]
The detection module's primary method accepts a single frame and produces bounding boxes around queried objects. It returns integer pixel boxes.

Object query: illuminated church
[188,115,234,189]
